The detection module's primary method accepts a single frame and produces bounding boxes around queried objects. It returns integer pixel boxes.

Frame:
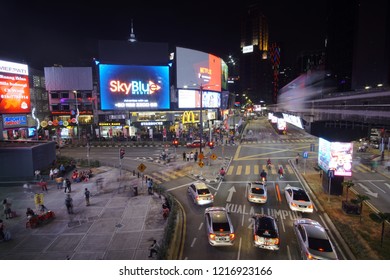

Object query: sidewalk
[0,166,168,260]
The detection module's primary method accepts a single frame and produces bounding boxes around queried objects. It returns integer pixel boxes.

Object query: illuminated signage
[98,122,122,126]
[318,138,353,177]
[3,114,28,128]
[140,121,163,126]
[182,111,196,124]
[242,45,254,54]
[178,89,221,109]
[99,64,170,110]
[0,60,31,114]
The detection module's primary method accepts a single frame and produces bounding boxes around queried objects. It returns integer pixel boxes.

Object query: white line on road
[198,222,203,231]
[368,181,386,193]
[287,245,292,260]
[385,183,390,190]
[237,237,242,260]
[280,217,286,233]
[190,238,197,247]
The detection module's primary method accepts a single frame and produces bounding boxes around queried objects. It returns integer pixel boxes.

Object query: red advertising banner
[0,60,31,114]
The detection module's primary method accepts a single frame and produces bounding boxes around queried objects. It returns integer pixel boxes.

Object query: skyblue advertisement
[99,64,170,110]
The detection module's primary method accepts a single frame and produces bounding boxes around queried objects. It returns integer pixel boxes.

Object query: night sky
[0,1,326,70]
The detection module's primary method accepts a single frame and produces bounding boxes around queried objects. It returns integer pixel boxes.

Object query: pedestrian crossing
[145,161,374,185]
[239,138,318,145]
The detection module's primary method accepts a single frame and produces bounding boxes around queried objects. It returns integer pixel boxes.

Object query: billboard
[99,64,170,110]
[44,67,93,91]
[318,138,353,177]
[176,47,221,92]
[177,89,221,109]
[0,60,31,114]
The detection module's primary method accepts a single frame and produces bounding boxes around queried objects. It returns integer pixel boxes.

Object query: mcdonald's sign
[182,111,196,124]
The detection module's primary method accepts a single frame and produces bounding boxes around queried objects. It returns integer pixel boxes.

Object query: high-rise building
[239,2,273,105]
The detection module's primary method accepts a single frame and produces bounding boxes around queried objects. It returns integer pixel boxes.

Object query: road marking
[190,238,197,247]
[236,165,242,175]
[237,237,242,260]
[254,165,259,175]
[245,165,250,175]
[275,183,282,202]
[385,183,390,190]
[198,222,203,231]
[226,186,236,202]
[287,245,292,260]
[227,165,234,175]
[368,181,386,193]
[357,183,378,198]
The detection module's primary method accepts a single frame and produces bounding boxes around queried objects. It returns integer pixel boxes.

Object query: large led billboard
[318,138,353,176]
[99,64,170,110]
[178,89,221,109]
[0,60,31,114]
[176,47,221,92]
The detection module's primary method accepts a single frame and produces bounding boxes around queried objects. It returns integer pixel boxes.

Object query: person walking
[84,188,90,206]
[183,151,186,161]
[64,178,72,193]
[2,199,12,219]
[39,178,48,192]
[148,239,159,258]
[55,176,63,189]
[65,194,73,214]
[194,151,198,162]
[295,153,299,165]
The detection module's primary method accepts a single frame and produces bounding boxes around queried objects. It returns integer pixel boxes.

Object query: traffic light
[208,141,215,149]
[119,148,125,159]
[172,139,179,147]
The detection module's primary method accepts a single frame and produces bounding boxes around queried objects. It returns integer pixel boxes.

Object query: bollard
[133,170,135,176]
[137,172,140,178]
[145,176,148,183]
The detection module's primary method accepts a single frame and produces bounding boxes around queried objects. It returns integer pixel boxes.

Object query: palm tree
[369,212,390,247]
[342,180,354,201]
[355,194,370,222]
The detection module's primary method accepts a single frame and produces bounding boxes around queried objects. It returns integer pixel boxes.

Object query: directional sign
[138,163,147,173]
[210,153,217,160]
[303,151,309,159]
[327,169,334,178]
[198,161,204,168]
[198,152,204,160]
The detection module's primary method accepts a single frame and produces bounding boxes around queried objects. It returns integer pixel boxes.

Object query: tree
[342,180,354,201]
[355,194,370,222]
[369,212,390,247]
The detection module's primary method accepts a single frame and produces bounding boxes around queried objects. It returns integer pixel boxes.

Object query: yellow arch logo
[182,111,196,124]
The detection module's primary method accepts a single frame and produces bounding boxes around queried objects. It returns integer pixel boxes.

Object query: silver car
[293,218,338,260]
[252,214,280,250]
[247,181,267,203]
[204,207,235,246]
[188,182,214,205]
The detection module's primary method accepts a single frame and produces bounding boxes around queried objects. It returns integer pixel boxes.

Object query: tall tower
[240,2,273,105]
[128,19,137,43]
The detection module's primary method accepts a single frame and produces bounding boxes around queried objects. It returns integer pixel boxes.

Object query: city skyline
[1,1,326,69]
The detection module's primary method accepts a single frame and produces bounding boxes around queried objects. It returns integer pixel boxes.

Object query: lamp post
[199,85,204,155]
[73,90,80,140]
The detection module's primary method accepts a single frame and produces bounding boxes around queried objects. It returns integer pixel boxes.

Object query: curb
[166,199,185,260]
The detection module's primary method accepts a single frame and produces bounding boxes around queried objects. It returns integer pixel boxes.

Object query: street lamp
[73,90,80,140]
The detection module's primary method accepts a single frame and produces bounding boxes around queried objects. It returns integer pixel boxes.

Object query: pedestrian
[147,179,153,195]
[0,219,5,240]
[59,164,65,176]
[63,177,67,190]
[2,199,12,219]
[186,152,190,161]
[55,176,63,189]
[183,152,186,161]
[65,194,73,214]
[194,151,198,162]
[39,204,48,213]
[190,152,194,161]
[84,188,90,206]
[39,178,48,192]
[162,204,170,219]
[148,239,159,258]
[49,168,54,180]
[35,170,41,180]
[278,166,284,179]
[64,178,72,193]
[295,153,299,165]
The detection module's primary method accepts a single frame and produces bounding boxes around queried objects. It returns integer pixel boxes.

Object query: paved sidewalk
[0,166,167,260]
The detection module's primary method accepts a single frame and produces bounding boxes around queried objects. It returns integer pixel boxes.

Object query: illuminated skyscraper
[239,2,273,105]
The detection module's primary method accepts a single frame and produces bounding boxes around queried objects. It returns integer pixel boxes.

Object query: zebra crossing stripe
[245,165,251,175]
[254,165,259,175]
[236,165,243,175]
[160,170,178,179]
[227,166,234,175]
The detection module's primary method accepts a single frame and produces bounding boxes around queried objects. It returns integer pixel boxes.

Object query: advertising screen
[318,138,353,176]
[0,60,31,114]
[176,47,221,92]
[99,64,170,110]
[178,89,221,109]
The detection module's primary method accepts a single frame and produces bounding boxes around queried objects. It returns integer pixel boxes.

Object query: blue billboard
[99,64,170,110]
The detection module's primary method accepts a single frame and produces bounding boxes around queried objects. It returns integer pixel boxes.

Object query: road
[60,117,390,260]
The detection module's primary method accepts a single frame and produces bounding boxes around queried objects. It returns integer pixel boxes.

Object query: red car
[186,140,206,148]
